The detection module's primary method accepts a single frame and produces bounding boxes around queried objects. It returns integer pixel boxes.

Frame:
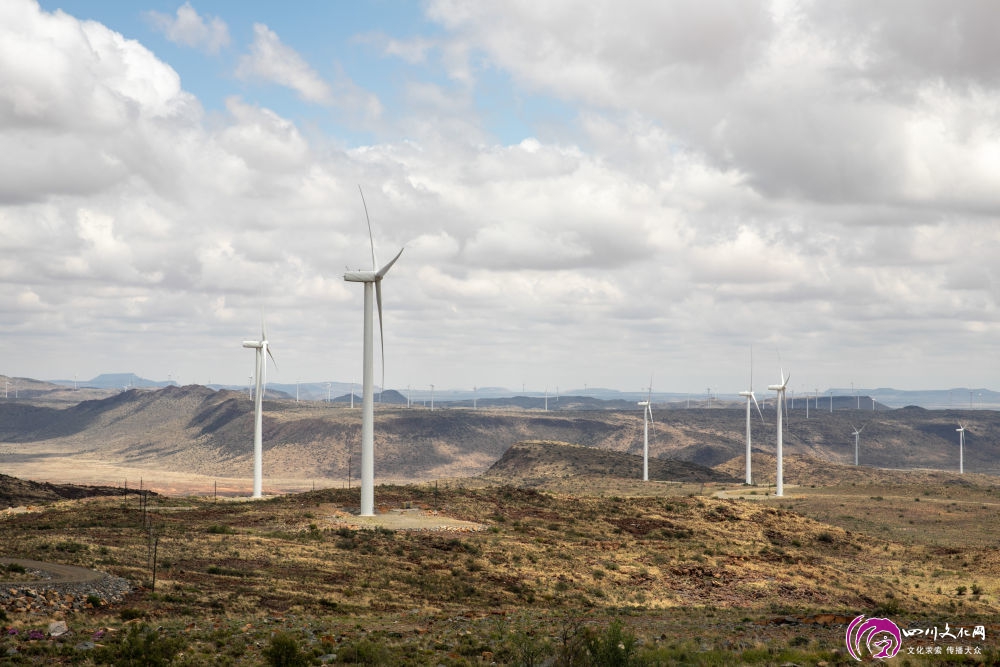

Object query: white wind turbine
[851,423,866,466]
[768,367,790,497]
[637,380,655,482]
[737,349,765,485]
[343,187,404,517]
[242,312,276,499]
[956,423,966,474]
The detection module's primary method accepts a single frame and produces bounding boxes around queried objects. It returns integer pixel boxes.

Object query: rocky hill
[484,440,738,486]
[0,473,127,507]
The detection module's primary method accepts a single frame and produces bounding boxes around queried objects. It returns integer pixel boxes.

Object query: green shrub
[585,619,638,666]
[94,623,182,666]
[263,632,308,667]
[119,608,144,621]
[337,638,389,664]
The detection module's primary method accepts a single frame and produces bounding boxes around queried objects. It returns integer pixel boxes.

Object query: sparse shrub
[4,562,26,574]
[971,583,983,595]
[956,585,967,596]
[585,619,638,666]
[337,638,389,664]
[95,623,182,666]
[119,608,144,621]
[263,631,308,667]
[86,594,102,607]
[207,525,234,535]
[816,532,835,544]
[876,597,903,615]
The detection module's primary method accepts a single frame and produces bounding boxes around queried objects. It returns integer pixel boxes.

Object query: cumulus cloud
[145,2,230,54]
[236,23,334,105]
[235,23,382,123]
[0,0,997,392]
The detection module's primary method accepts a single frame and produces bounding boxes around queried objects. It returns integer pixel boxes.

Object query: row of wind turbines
[638,351,974,497]
[241,191,975,509]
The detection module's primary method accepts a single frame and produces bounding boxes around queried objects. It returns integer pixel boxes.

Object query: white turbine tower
[637,381,654,482]
[737,349,765,485]
[768,368,790,497]
[851,423,866,466]
[242,313,276,499]
[343,187,403,517]
[956,423,966,474]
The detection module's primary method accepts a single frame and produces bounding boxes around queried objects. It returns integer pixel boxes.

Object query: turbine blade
[376,278,385,395]
[266,343,277,371]
[751,392,765,423]
[359,185,377,270]
[376,247,404,279]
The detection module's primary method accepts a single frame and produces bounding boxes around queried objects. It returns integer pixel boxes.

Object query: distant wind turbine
[737,348,765,485]
[768,367,790,497]
[851,423,866,466]
[956,423,966,474]
[242,312,276,498]
[343,186,404,517]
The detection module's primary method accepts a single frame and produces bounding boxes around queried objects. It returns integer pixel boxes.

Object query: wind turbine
[956,423,966,474]
[851,423,866,466]
[637,380,654,482]
[737,349,765,485]
[242,312,276,499]
[768,367,790,497]
[344,187,404,517]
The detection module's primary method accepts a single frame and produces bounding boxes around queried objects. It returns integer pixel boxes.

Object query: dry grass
[1,473,999,664]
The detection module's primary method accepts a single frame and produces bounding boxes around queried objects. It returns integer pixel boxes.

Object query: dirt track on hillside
[0,558,104,584]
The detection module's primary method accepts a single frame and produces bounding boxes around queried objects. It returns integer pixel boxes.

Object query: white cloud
[236,23,333,105]
[0,0,998,392]
[145,2,230,54]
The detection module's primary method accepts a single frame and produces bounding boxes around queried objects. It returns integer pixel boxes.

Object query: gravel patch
[0,558,131,614]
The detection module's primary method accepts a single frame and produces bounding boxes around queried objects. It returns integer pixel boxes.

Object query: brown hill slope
[484,440,738,486]
[0,473,127,507]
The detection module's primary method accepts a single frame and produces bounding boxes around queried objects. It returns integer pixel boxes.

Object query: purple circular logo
[846,615,903,660]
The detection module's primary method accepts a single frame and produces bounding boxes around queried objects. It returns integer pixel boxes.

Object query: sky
[1,0,998,395]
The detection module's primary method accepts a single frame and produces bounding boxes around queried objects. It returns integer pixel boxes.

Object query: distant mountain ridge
[46,373,1000,409]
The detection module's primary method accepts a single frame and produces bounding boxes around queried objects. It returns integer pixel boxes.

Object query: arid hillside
[484,440,738,486]
[0,385,998,494]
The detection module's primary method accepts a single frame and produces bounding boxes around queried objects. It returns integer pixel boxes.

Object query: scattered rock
[48,620,68,637]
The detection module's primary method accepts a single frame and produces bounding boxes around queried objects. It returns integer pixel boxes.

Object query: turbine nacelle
[344,248,404,283]
[768,368,790,392]
[242,340,263,349]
